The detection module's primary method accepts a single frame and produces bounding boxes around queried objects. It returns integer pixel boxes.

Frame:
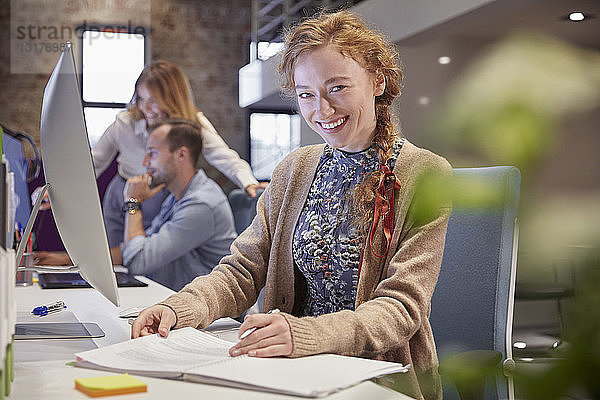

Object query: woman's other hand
[33,251,72,266]
[131,305,176,339]
[30,186,51,211]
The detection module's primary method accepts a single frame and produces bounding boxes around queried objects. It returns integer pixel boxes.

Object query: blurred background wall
[0,0,252,190]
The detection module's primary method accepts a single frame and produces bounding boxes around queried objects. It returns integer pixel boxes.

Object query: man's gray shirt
[122,170,237,291]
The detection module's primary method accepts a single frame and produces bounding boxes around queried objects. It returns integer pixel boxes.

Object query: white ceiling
[393,0,599,154]
[441,0,599,48]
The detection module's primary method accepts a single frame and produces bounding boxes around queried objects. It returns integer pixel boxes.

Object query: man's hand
[229,313,292,358]
[124,173,165,203]
[245,182,268,198]
[33,251,72,266]
[131,305,177,339]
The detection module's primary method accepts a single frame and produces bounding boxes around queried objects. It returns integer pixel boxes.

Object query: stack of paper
[75,327,409,398]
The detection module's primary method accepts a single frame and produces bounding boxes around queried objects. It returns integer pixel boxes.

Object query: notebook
[74,327,409,398]
[38,271,147,288]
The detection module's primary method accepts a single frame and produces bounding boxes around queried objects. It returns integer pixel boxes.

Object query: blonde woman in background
[92,60,265,247]
[34,60,264,265]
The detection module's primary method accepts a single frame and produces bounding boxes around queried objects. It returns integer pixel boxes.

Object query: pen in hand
[239,308,280,340]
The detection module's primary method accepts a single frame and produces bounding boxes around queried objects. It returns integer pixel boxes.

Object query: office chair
[512,256,573,360]
[430,166,521,400]
[228,188,266,316]
[227,188,264,234]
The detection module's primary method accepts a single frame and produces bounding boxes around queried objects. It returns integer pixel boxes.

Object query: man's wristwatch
[123,198,141,215]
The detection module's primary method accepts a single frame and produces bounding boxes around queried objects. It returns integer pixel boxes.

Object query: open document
[74,327,409,398]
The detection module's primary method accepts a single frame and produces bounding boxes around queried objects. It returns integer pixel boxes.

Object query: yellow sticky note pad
[75,374,147,397]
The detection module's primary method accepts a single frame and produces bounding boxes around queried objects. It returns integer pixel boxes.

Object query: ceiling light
[568,12,585,21]
[418,96,430,106]
[438,56,451,65]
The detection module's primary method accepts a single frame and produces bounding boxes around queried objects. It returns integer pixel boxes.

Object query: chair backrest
[430,166,520,400]
[2,132,31,229]
[228,188,264,234]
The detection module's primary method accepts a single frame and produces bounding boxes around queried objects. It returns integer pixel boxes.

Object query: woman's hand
[30,186,51,211]
[33,251,72,265]
[229,313,292,357]
[245,182,269,198]
[131,305,177,339]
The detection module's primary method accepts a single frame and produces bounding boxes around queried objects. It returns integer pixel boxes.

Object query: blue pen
[32,300,67,316]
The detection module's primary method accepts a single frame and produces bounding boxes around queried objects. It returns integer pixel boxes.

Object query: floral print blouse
[292,140,403,316]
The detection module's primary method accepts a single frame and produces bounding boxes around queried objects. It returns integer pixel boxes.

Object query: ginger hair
[279,10,403,234]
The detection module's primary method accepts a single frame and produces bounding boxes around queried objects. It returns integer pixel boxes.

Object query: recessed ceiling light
[569,12,585,21]
[438,56,451,65]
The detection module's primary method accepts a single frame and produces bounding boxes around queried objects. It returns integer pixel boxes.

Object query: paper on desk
[75,327,232,377]
[184,353,410,397]
[117,307,146,318]
[75,328,410,398]
[202,317,241,343]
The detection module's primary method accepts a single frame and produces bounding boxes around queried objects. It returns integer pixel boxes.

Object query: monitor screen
[39,42,119,306]
[1,133,31,230]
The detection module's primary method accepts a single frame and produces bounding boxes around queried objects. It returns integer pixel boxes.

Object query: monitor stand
[15,183,77,272]
[14,183,105,340]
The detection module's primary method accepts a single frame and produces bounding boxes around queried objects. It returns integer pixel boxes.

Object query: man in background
[117,119,237,290]
[36,119,237,291]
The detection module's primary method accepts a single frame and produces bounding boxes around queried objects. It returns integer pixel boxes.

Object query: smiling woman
[278,12,404,234]
[292,45,385,152]
[132,11,452,400]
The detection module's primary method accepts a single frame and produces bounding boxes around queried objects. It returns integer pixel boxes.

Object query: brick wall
[0,0,251,190]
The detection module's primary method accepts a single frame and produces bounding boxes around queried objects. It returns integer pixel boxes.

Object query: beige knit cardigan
[161,140,452,400]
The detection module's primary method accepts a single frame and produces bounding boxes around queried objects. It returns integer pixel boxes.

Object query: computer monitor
[16,42,119,306]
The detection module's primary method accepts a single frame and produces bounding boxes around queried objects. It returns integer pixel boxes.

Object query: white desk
[10,277,411,399]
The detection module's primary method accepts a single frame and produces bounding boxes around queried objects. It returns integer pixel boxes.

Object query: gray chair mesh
[430,166,520,400]
[228,188,264,234]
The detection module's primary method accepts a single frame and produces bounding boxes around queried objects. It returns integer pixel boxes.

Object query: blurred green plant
[435,32,600,170]
[429,32,600,399]
[410,170,508,226]
[515,250,600,400]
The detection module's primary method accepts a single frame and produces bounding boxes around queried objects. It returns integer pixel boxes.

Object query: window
[249,41,284,61]
[250,112,301,181]
[80,27,147,146]
[84,107,124,146]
